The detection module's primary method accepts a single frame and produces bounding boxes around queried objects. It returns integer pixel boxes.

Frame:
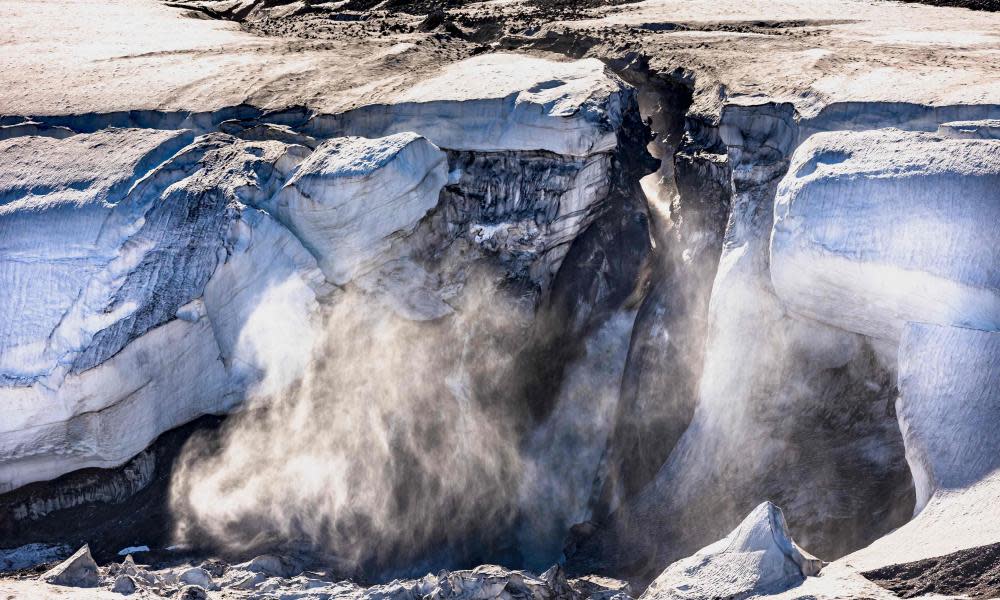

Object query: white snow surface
[642,502,822,600]
[771,129,1000,342]
[3,0,1000,124]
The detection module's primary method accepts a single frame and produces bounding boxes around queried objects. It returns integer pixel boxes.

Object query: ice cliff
[568,109,1000,594]
[0,53,648,517]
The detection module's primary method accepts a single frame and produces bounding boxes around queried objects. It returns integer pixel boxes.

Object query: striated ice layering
[897,323,1000,516]
[642,502,822,600]
[770,129,1000,342]
[0,130,327,492]
[0,129,194,383]
[267,133,447,285]
[313,53,631,157]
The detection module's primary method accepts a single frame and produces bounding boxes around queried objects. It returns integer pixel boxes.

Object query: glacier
[2,0,1000,598]
[0,130,327,492]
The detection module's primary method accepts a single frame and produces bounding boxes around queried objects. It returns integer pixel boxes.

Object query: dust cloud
[168,272,626,578]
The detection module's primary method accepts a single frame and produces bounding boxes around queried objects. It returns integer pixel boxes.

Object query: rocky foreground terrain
[1,0,999,598]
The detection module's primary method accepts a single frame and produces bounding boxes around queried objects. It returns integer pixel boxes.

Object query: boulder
[642,502,822,600]
[178,566,214,589]
[246,554,302,578]
[179,584,208,600]
[112,574,136,595]
[41,544,99,588]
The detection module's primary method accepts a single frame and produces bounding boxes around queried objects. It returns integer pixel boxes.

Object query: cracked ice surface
[317,54,632,158]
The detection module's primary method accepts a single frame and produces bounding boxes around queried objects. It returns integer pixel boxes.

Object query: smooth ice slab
[897,323,1000,513]
[771,129,1000,341]
[0,128,193,383]
[844,325,1000,572]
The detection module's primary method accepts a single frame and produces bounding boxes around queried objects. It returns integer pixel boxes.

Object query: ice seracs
[897,324,1000,515]
[0,128,193,384]
[0,52,648,494]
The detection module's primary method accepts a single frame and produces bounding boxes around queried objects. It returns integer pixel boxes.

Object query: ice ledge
[309,54,630,157]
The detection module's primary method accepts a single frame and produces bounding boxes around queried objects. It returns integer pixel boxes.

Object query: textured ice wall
[0,131,326,492]
[0,54,646,500]
[0,129,193,383]
[897,323,1000,513]
[845,324,1000,571]
[771,130,1000,342]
